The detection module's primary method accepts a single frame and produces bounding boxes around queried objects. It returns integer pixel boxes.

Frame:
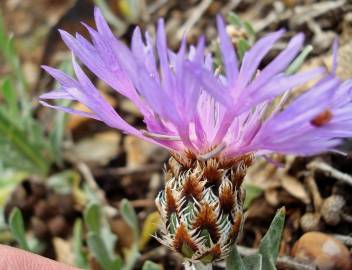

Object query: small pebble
[292,232,352,270]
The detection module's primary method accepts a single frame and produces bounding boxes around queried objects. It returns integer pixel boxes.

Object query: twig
[292,0,346,26]
[176,0,213,40]
[114,198,155,209]
[77,162,118,217]
[307,160,352,186]
[277,256,317,270]
[223,0,242,14]
[305,174,323,211]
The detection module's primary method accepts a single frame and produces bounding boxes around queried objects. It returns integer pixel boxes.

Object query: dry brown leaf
[74,131,121,166]
[280,174,310,204]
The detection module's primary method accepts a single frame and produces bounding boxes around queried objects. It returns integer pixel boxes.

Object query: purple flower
[40,8,352,159]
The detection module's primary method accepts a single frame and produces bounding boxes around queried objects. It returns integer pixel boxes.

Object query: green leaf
[244,184,263,209]
[9,207,30,251]
[49,59,72,165]
[0,169,27,206]
[285,45,313,75]
[243,21,256,38]
[87,232,122,270]
[142,261,163,270]
[237,39,251,61]
[100,225,118,259]
[1,78,18,117]
[243,254,263,270]
[226,245,246,270]
[258,207,286,270]
[0,107,50,174]
[73,219,88,268]
[84,203,101,234]
[227,12,242,27]
[120,199,139,239]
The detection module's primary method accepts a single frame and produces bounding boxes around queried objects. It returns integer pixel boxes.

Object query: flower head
[40,8,352,161]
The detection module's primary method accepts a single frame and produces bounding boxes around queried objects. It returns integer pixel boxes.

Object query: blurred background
[0,0,351,269]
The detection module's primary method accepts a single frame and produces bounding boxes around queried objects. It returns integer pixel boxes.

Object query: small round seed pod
[321,195,345,226]
[300,213,322,232]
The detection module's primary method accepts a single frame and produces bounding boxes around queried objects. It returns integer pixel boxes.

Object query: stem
[184,261,212,270]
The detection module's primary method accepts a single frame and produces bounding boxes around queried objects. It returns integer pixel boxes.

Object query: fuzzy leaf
[142,261,163,270]
[73,219,88,268]
[227,12,242,27]
[243,254,263,270]
[226,245,246,270]
[237,39,251,61]
[258,207,286,270]
[84,203,101,234]
[244,184,263,209]
[87,231,122,270]
[9,207,30,251]
[120,199,139,239]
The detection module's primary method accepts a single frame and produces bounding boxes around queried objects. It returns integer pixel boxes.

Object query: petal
[236,29,285,90]
[247,33,304,92]
[39,100,101,120]
[216,15,239,85]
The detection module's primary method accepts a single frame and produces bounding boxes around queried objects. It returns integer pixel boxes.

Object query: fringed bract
[156,154,253,263]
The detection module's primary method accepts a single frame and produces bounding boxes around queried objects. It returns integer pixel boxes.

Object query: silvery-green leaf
[87,232,122,270]
[9,207,30,251]
[226,245,246,270]
[243,254,263,270]
[258,207,286,270]
[142,260,163,270]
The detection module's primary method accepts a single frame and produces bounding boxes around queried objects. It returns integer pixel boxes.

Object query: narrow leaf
[226,245,246,270]
[9,207,30,251]
[84,203,101,234]
[1,78,18,117]
[243,254,263,270]
[258,207,286,270]
[243,21,256,38]
[142,260,163,270]
[120,199,139,239]
[244,184,263,209]
[73,219,88,268]
[285,45,313,75]
[87,232,122,270]
[227,12,242,27]
[237,39,251,61]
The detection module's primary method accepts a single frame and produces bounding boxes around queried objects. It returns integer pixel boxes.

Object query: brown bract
[173,223,199,255]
